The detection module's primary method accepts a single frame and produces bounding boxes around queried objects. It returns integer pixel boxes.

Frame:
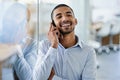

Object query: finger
[53,29,60,36]
[49,23,57,32]
[49,23,52,31]
[59,33,63,39]
[51,68,55,74]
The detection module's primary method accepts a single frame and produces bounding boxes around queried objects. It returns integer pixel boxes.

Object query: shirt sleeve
[33,40,57,80]
[82,48,97,80]
[13,57,32,80]
[13,41,37,80]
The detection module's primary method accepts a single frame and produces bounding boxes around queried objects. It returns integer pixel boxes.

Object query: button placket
[62,49,68,79]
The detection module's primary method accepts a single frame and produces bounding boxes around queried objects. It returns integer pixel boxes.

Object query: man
[33,4,96,80]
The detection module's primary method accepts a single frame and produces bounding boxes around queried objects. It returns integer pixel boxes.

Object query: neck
[59,32,77,48]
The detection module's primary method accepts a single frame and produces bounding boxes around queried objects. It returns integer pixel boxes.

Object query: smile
[61,22,72,27]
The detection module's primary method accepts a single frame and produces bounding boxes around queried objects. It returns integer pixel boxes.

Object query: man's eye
[57,16,62,19]
[67,14,71,16]
[67,14,72,17]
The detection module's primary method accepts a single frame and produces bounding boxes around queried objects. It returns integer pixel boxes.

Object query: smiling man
[33,4,96,80]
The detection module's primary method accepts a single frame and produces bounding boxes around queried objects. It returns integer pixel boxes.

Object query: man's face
[52,6,77,35]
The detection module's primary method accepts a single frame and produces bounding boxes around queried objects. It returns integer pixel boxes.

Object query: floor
[96,51,120,80]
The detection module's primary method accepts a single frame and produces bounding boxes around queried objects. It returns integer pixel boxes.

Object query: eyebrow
[55,11,73,17]
[55,13,61,17]
[66,11,72,14]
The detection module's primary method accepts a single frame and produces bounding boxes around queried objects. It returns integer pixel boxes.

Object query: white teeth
[62,23,70,26]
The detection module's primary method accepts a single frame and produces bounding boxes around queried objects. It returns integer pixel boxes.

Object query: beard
[59,20,76,35]
[59,27,74,35]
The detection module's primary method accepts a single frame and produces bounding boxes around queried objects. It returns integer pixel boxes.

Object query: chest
[54,47,88,78]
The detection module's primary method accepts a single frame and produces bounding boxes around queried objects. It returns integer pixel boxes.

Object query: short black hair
[51,4,74,21]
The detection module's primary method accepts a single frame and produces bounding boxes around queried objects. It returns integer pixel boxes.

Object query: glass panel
[0,0,38,80]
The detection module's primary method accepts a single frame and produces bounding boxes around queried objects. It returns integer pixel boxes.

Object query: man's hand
[47,23,59,48]
[48,68,55,80]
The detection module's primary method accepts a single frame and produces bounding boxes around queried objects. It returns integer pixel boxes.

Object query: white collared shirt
[33,39,97,80]
[14,36,96,80]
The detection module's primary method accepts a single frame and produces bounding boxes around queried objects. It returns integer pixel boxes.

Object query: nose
[62,15,69,22]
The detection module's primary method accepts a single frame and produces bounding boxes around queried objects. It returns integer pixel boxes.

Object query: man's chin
[60,31,72,35]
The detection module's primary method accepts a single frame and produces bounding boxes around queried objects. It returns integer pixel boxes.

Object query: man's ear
[75,18,78,25]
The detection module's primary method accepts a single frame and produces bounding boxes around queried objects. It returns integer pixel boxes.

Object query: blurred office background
[0,0,37,80]
[39,0,120,80]
[0,0,120,80]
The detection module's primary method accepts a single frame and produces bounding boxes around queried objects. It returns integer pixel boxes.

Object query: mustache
[62,20,71,24]
[60,20,72,26]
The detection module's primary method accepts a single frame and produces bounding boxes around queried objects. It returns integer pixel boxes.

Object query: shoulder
[81,41,96,54]
[81,42,96,64]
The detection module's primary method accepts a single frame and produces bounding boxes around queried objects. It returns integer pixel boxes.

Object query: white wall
[70,0,91,42]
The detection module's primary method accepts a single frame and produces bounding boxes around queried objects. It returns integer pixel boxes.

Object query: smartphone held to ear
[52,21,59,35]
[52,20,56,27]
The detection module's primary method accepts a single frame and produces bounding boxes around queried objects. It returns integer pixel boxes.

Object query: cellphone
[52,20,56,27]
[52,20,59,35]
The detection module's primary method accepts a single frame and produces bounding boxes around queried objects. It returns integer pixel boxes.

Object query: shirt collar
[72,36,83,48]
[58,35,83,49]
